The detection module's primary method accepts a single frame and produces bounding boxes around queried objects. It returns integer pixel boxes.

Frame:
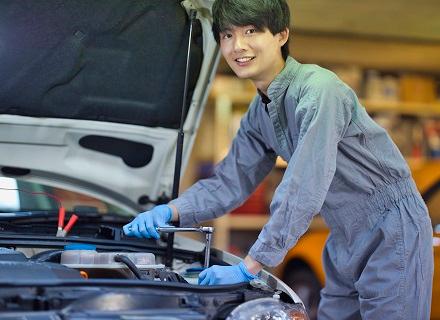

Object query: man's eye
[245,28,256,34]
[221,33,232,40]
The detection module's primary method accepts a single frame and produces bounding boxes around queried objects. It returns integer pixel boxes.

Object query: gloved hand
[123,205,172,239]
[198,261,258,285]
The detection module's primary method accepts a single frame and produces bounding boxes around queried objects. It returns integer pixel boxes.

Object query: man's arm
[168,203,179,222]
[244,255,264,274]
[169,103,277,227]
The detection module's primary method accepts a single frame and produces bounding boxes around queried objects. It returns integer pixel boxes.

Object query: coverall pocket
[411,208,434,319]
[416,217,434,282]
[355,209,406,319]
[410,195,433,281]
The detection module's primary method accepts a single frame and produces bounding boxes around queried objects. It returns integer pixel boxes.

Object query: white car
[0,1,309,319]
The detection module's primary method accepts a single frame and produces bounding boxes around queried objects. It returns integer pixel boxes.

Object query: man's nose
[233,35,247,52]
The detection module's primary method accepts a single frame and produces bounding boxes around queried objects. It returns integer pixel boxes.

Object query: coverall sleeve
[249,79,352,267]
[170,102,277,227]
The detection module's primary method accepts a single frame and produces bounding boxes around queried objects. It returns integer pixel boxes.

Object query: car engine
[0,247,192,283]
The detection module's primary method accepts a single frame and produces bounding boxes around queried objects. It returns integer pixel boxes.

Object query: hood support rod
[165,9,197,268]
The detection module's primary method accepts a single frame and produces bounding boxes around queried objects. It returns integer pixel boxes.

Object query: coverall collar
[266,56,301,101]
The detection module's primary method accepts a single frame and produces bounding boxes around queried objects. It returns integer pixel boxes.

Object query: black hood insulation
[0,0,203,129]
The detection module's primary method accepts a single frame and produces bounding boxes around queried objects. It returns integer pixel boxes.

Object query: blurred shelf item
[228,214,269,230]
[231,182,267,216]
[213,214,267,250]
[209,75,256,105]
[408,159,440,194]
[362,99,440,117]
[399,74,437,103]
[407,157,429,169]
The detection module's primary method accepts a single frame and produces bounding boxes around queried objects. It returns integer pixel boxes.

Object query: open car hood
[0,0,220,213]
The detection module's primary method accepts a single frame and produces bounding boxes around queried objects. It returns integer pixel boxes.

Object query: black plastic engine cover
[0,248,27,262]
[0,261,82,281]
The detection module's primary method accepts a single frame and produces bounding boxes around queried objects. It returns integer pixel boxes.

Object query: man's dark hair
[212,0,291,60]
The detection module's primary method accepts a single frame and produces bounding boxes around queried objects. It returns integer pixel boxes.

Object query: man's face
[219,25,288,86]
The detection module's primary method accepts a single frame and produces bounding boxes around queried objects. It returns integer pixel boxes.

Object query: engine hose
[114,254,143,280]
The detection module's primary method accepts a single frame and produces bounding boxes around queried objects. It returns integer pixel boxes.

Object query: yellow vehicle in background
[276,160,440,320]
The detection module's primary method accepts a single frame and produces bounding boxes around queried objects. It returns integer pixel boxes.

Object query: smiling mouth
[235,56,255,65]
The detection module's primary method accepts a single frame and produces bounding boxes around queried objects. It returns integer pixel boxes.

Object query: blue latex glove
[198,261,257,285]
[123,205,172,239]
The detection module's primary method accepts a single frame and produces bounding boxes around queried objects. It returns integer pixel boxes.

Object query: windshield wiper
[0,210,128,222]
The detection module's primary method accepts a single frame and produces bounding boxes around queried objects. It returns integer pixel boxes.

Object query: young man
[124,0,434,318]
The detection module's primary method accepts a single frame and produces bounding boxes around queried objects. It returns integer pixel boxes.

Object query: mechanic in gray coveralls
[124,0,434,318]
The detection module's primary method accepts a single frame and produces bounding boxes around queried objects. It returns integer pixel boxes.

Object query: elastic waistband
[323,177,422,230]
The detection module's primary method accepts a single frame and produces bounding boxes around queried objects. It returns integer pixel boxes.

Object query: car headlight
[227,297,309,320]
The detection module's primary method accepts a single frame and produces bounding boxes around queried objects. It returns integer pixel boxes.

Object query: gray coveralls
[170,57,434,319]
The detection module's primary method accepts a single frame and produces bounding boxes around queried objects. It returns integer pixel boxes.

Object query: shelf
[362,99,440,117]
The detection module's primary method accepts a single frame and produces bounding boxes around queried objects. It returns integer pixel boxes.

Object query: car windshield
[0,177,131,217]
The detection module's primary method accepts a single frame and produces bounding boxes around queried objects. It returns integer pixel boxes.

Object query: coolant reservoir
[61,250,163,279]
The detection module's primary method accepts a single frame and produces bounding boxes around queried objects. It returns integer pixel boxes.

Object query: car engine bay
[0,207,310,319]
[0,240,300,319]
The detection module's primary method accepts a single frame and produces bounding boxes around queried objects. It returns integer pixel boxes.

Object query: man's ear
[278,27,289,47]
